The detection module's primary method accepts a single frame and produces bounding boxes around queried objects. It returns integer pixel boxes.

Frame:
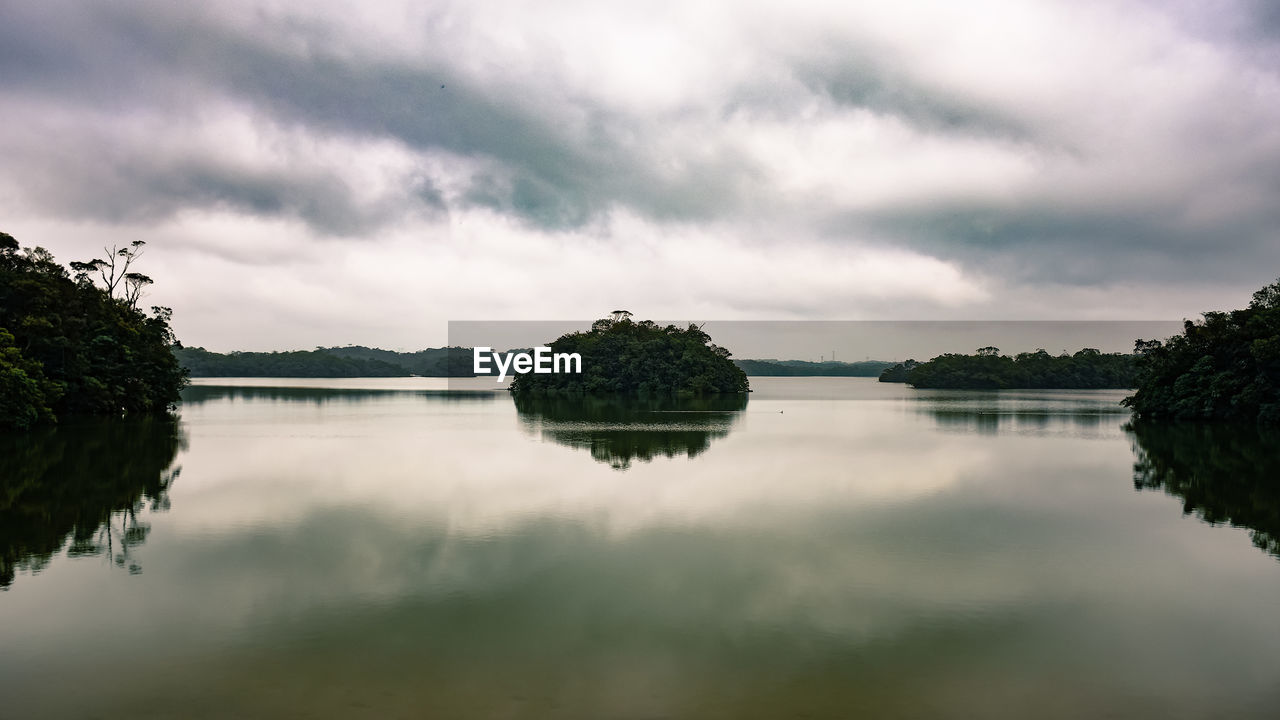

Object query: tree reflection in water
[514,393,748,470]
[0,417,185,589]
[1128,421,1280,559]
[181,385,497,406]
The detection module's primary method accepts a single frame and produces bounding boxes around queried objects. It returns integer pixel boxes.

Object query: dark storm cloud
[2,122,447,233]
[842,190,1280,287]
[784,42,1039,144]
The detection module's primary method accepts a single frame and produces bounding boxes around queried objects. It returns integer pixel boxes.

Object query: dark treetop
[1123,278,1280,423]
[509,315,749,395]
[1,233,186,430]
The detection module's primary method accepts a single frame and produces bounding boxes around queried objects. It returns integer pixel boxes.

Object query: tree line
[174,345,481,377]
[878,347,1136,389]
[735,359,893,376]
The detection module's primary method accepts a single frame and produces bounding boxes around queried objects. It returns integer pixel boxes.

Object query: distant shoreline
[176,345,896,379]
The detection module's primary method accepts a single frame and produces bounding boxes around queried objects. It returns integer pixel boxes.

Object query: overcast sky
[2,0,1278,350]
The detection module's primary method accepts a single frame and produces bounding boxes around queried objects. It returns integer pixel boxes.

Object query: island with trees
[509,312,749,394]
[878,347,1136,389]
[1124,278,1280,424]
[1,233,186,430]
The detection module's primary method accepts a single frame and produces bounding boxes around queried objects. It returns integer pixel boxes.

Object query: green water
[2,377,1279,719]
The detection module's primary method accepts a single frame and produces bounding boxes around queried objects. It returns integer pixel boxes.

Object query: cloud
[2,0,1278,346]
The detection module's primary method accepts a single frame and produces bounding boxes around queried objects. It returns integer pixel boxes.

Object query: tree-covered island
[1,233,186,430]
[509,312,749,394]
[878,347,1136,389]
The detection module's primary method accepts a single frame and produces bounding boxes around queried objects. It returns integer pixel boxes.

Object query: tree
[0,329,58,430]
[70,240,147,299]
[878,359,919,383]
[1250,278,1280,310]
[122,272,154,310]
[1134,339,1163,355]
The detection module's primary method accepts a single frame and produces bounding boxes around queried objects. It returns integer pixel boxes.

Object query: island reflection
[1128,421,1280,559]
[0,417,185,589]
[514,393,748,470]
[929,409,1117,434]
[916,391,1130,436]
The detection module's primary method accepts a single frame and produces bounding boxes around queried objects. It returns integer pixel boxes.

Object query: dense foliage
[1123,279,1280,423]
[735,359,893,376]
[508,314,749,394]
[1,234,186,430]
[175,345,477,377]
[880,347,1137,389]
[877,360,919,383]
[1129,420,1280,558]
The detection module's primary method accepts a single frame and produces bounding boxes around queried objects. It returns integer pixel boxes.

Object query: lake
[2,377,1279,718]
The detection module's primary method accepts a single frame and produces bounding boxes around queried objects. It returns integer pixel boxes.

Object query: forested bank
[1,234,185,430]
[1124,279,1280,423]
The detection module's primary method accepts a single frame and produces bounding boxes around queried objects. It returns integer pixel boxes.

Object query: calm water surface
[2,377,1279,718]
